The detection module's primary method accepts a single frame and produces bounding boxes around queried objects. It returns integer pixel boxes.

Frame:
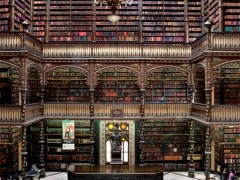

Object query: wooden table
[67,164,164,180]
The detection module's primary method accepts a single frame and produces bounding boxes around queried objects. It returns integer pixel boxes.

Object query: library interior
[0,0,240,179]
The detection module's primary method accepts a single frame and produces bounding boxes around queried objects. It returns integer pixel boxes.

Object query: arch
[0,60,20,69]
[194,64,205,104]
[213,60,240,70]
[27,63,42,73]
[95,65,140,85]
[44,65,88,85]
[146,65,189,75]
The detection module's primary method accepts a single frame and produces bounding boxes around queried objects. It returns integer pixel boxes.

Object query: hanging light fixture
[95,0,133,22]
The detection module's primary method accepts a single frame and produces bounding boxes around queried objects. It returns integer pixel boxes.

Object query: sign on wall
[62,119,75,150]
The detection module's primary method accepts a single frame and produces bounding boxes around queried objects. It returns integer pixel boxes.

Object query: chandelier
[95,0,133,22]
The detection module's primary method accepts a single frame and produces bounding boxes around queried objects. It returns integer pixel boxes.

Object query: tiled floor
[41,171,211,180]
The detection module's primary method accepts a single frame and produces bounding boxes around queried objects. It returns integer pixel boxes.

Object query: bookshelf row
[140,119,204,171]
[0,126,22,179]
[211,126,240,173]
[27,119,93,171]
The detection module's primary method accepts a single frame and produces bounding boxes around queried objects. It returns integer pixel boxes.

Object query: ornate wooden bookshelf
[0,126,22,179]
[146,67,191,103]
[211,126,240,173]
[27,67,40,104]
[214,62,240,105]
[45,67,89,102]
[95,68,140,102]
[46,120,92,171]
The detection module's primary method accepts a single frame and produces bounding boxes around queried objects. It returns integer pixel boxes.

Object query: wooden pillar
[205,57,212,122]
[45,0,50,42]
[89,62,95,164]
[9,0,15,31]
[39,120,46,177]
[184,0,189,43]
[204,125,211,180]
[218,0,223,32]
[39,84,47,116]
[188,120,195,178]
[138,0,143,42]
[204,56,212,180]
[21,126,28,180]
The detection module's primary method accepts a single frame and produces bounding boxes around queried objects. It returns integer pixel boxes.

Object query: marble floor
[40,171,218,180]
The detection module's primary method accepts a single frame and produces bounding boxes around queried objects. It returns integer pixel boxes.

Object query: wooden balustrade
[142,44,191,57]
[1,103,240,123]
[191,33,208,57]
[0,32,23,48]
[44,103,90,117]
[211,32,240,50]
[23,33,43,55]
[43,43,191,58]
[0,106,22,123]
[145,103,190,117]
[25,103,42,121]
[191,103,207,121]
[94,103,141,117]
[1,32,240,58]
[212,105,240,122]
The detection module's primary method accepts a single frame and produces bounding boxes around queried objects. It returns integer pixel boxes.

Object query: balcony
[1,102,239,124]
[0,32,239,59]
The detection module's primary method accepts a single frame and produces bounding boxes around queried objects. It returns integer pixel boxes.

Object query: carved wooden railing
[25,103,42,121]
[94,103,141,117]
[1,32,240,58]
[145,103,190,117]
[212,105,240,122]
[191,33,208,57]
[23,33,43,55]
[0,105,22,123]
[211,32,240,50]
[43,43,191,58]
[191,103,207,121]
[0,32,22,48]
[0,32,43,55]
[44,103,90,117]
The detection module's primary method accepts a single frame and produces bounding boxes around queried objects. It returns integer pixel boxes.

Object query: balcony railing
[212,105,240,122]
[94,103,141,117]
[0,105,22,123]
[1,103,240,123]
[43,43,191,58]
[25,103,42,121]
[1,32,239,58]
[191,103,207,121]
[145,103,190,117]
[44,103,90,117]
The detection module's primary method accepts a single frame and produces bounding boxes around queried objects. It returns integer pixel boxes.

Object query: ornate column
[204,57,212,180]
[89,62,95,164]
[188,120,195,178]
[204,125,211,180]
[39,120,46,177]
[9,0,15,31]
[218,0,223,32]
[21,126,28,180]
[184,0,189,43]
[39,84,47,116]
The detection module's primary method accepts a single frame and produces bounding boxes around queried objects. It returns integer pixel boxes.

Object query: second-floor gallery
[0,0,240,179]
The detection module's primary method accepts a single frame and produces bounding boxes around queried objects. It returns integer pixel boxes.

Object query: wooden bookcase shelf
[223,0,240,32]
[0,67,19,105]
[46,120,92,171]
[27,67,40,104]
[45,67,89,102]
[211,126,240,173]
[194,67,205,104]
[95,69,140,102]
[214,62,240,105]
[141,119,189,170]
[146,67,192,103]
[0,126,22,179]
